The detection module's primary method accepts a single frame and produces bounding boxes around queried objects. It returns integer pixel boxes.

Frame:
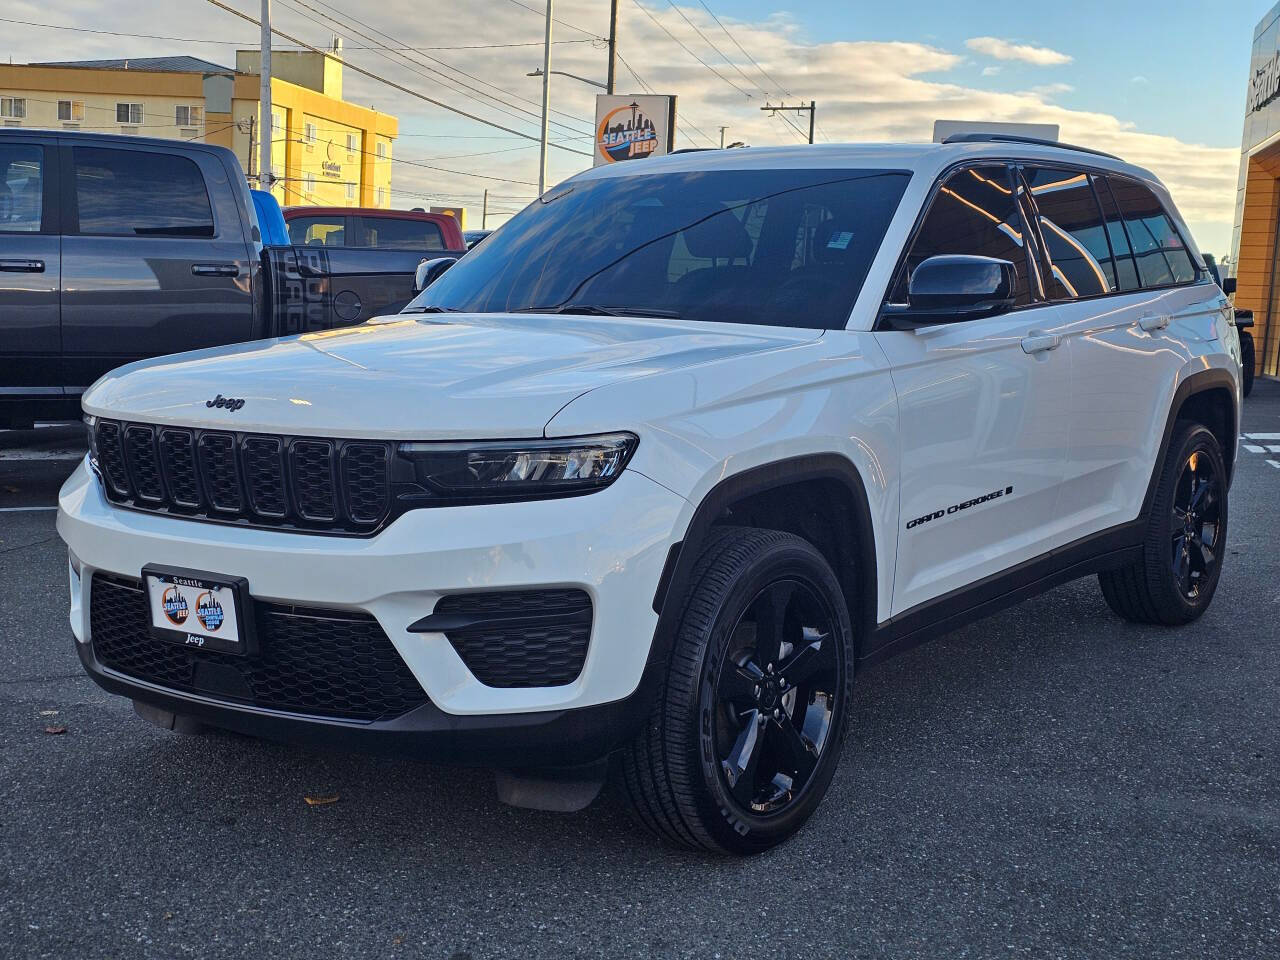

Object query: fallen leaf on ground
[304,794,340,806]
[39,710,58,717]
[44,725,67,735]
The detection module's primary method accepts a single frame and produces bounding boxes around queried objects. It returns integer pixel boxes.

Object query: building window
[176,105,204,127]
[376,141,386,161]
[304,122,318,146]
[304,173,317,195]
[58,100,85,123]
[345,182,356,202]
[346,133,358,155]
[376,186,386,207]
[116,102,143,125]
[272,110,284,135]
[0,97,25,119]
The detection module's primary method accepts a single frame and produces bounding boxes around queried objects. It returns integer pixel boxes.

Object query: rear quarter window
[1105,176,1197,288]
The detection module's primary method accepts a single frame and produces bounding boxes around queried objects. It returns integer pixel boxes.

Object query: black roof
[32,56,234,75]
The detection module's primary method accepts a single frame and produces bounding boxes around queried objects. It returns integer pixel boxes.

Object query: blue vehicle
[250,189,290,247]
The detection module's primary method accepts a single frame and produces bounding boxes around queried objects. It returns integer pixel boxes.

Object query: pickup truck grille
[93,419,391,535]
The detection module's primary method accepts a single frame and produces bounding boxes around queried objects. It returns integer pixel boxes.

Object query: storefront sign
[1250,51,1280,113]
[320,161,342,180]
[593,94,677,166]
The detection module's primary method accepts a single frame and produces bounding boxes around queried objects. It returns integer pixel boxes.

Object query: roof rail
[941,132,1121,161]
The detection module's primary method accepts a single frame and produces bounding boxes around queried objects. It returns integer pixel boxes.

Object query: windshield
[410,168,910,329]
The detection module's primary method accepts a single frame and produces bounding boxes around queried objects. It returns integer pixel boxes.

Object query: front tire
[1099,423,1228,625]
[619,527,856,855]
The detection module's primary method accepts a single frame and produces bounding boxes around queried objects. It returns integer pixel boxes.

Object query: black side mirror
[1221,276,1237,296]
[901,255,1017,322]
[413,257,457,293]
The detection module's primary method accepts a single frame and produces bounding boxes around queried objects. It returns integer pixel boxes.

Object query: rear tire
[1099,423,1227,625]
[618,527,856,855]
[1240,331,1255,398]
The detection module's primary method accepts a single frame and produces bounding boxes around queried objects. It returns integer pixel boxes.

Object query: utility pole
[719,126,728,148]
[482,189,488,229]
[606,0,618,95]
[760,101,817,145]
[537,0,552,194]
[259,0,273,190]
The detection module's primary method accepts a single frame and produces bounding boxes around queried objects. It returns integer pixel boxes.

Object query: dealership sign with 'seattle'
[1250,51,1280,113]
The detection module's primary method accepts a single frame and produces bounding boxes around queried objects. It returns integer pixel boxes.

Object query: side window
[1094,176,1141,292]
[287,216,346,246]
[352,216,445,250]
[1025,166,1115,299]
[73,148,213,237]
[1105,176,1197,288]
[0,144,44,233]
[892,165,1030,306]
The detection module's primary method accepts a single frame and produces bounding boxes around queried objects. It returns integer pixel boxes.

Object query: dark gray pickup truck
[0,129,456,427]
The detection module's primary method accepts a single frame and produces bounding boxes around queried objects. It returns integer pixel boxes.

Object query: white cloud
[965,36,1073,66]
[1132,75,1150,84]
[981,66,1002,77]
[1027,83,1075,99]
[1,1,1235,250]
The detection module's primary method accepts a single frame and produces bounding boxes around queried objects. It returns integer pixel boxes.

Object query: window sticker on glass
[827,230,854,250]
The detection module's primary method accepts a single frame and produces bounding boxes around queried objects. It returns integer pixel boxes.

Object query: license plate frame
[142,564,256,656]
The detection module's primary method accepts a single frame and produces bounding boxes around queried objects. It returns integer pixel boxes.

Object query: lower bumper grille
[89,574,428,722]
[434,589,592,688]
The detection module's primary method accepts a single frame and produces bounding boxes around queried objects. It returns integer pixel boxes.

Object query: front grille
[435,589,592,688]
[93,419,391,534]
[90,574,429,722]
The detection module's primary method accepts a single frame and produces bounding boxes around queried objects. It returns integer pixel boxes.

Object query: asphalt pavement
[2,388,1279,960]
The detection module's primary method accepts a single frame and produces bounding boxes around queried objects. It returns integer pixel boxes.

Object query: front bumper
[58,460,687,761]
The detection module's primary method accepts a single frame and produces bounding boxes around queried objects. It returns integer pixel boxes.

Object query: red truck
[283,207,467,254]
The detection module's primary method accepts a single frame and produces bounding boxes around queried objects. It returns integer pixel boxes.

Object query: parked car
[250,189,289,247]
[463,229,492,249]
[1203,253,1253,397]
[59,136,1239,854]
[284,206,466,254]
[0,130,432,427]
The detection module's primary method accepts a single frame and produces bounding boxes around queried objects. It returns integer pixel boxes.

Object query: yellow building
[0,49,397,210]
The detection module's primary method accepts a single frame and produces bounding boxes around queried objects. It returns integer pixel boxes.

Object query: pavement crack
[0,535,58,556]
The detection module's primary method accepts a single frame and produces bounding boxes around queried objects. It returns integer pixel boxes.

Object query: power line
[499,0,607,41]
[695,2,792,99]
[615,51,716,148]
[0,16,595,50]
[629,0,754,100]
[665,1,767,100]
[282,0,593,135]
[204,0,591,158]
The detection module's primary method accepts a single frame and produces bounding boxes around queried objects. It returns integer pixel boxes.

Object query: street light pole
[259,0,272,189]
[537,0,553,195]
[606,0,618,95]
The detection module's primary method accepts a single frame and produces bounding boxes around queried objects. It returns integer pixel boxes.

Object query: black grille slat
[290,440,337,522]
[341,443,390,524]
[95,420,132,497]
[158,428,201,509]
[243,436,288,518]
[90,574,428,722]
[124,425,163,503]
[92,419,393,534]
[435,590,592,688]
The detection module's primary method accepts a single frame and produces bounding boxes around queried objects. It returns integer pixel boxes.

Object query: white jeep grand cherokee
[58,136,1241,854]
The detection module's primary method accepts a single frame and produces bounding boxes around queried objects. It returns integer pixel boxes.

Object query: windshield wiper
[514,304,682,319]
[404,305,462,314]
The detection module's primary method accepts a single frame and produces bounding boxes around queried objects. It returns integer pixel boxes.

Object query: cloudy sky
[2,0,1262,253]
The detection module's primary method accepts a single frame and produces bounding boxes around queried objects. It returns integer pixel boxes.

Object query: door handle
[191,263,240,278]
[1137,313,1171,332]
[1020,331,1062,355]
[0,258,45,273]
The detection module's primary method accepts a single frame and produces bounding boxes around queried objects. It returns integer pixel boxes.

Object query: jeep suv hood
[82,313,819,438]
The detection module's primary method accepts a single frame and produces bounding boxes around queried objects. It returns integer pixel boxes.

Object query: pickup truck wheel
[1099,423,1227,625]
[618,527,855,855]
[1240,331,1255,398]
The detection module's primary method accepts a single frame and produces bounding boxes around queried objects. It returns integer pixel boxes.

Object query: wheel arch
[650,455,879,661]
[1143,367,1238,516]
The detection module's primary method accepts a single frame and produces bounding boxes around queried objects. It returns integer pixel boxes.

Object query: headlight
[84,414,100,476]
[395,432,637,500]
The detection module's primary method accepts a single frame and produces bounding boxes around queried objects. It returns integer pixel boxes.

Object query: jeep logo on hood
[206,394,246,412]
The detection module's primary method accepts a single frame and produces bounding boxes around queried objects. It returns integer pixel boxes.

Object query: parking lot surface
[2,387,1279,960]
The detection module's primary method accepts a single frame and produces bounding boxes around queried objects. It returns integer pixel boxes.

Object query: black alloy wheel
[1170,449,1222,603]
[712,579,840,815]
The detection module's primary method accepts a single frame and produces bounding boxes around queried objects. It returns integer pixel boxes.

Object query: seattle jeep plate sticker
[144,571,244,654]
